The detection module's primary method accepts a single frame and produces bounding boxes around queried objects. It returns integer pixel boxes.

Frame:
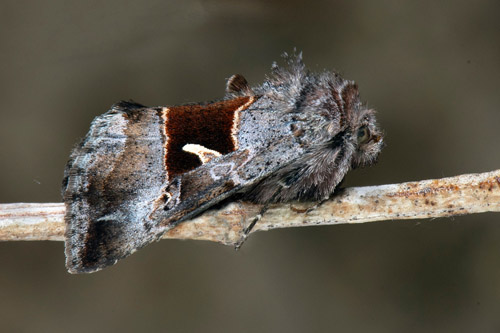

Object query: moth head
[349,107,383,169]
[316,78,383,170]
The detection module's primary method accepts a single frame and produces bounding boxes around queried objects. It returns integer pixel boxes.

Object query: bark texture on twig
[1,170,499,244]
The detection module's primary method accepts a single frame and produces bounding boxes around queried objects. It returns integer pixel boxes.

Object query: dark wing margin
[63,101,167,273]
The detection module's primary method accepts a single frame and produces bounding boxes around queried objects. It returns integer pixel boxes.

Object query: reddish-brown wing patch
[164,96,256,179]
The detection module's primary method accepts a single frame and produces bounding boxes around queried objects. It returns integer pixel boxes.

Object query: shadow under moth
[63,52,383,273]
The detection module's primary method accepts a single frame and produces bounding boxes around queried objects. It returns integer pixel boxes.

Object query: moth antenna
[226,74,254,96]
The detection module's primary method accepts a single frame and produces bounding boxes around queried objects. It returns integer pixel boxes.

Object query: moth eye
[357,126,370,144]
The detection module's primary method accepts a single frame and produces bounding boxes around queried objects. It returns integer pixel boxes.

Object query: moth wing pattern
[62,94,305,273]
[63,101,168,273]
[63,52,383,273]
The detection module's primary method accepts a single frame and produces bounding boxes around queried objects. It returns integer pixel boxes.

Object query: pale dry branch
[1,170,499,244]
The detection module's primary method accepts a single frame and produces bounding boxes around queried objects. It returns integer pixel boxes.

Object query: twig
[1,170,499,244]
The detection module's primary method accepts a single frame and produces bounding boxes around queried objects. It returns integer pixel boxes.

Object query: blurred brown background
[1,0,500,332]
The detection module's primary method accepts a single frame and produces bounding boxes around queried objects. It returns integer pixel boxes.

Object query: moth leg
[305,183,346,214]
[235,204,270,249]
[305,196,331,214]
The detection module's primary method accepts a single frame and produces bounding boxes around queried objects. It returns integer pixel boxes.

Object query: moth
[63,52,383,273]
